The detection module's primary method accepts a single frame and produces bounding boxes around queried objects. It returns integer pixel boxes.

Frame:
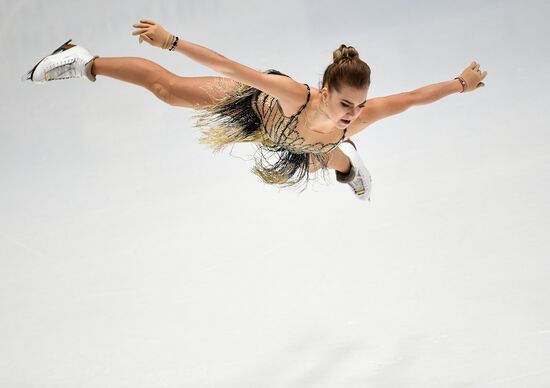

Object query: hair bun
[333,44,359,64]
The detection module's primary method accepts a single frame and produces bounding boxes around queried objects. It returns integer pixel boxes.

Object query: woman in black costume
[24,19,487,201]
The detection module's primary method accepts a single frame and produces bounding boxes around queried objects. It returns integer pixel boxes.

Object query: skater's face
[322,84,368,128]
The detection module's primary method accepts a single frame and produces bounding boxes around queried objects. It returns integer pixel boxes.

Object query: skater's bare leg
[89,58,350,172]
[91,57,237,108]
[309,147,351,174]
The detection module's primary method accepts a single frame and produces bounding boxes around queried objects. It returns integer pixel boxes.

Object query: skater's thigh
[168,76,238,109]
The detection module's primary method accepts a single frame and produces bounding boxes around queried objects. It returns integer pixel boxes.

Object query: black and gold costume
[192,69,348,192]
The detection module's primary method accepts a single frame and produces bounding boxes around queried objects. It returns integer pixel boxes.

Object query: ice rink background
[1,0,549,386]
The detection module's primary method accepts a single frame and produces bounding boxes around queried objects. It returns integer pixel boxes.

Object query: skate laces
[349,173,366,196]
[45,59,79,81]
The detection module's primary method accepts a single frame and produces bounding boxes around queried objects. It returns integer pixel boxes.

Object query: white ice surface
[1,0,550,387]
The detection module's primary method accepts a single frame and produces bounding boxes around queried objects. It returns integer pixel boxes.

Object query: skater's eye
[341,102,366,108]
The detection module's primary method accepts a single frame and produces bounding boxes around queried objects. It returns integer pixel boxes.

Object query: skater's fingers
[132,28,149,36]
[132,23,151,28]
[140,19,156,25]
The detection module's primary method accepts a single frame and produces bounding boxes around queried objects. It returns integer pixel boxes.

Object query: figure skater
[23,19,487,201]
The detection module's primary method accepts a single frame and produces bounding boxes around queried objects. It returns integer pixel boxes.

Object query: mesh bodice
[252,84,347,154]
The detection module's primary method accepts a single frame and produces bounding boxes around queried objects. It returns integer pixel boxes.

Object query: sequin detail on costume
[191,69,348,192]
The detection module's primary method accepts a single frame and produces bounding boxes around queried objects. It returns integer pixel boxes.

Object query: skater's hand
[456,61,487,93]
[132,19,175,50]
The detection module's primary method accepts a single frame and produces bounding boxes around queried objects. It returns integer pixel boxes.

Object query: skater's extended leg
[91,57,237,108]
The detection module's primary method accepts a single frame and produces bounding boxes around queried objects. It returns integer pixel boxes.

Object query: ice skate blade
[21,39,73,82]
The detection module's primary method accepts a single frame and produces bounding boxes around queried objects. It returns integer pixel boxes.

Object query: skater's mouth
[341,118,351,125]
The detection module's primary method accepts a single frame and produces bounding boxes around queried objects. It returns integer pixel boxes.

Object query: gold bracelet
[163,34,175,50]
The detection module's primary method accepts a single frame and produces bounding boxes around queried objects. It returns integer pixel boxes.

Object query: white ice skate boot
[335,139,373,201]
[22,39,99,84]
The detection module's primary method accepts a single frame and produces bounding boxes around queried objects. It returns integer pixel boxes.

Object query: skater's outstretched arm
[346,61,488,137]
[131,19,306,109]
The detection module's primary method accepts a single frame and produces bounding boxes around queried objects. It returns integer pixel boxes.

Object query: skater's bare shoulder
[221,59,306,112]
[347,92,415,137]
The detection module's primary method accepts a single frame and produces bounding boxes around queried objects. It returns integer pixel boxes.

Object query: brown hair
[321,44,371,92]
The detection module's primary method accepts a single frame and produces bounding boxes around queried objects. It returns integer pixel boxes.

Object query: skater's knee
[150,73,175,105]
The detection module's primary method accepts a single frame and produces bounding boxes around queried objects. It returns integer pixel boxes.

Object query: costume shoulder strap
[291,84,311,118]
[263,70,310,118]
